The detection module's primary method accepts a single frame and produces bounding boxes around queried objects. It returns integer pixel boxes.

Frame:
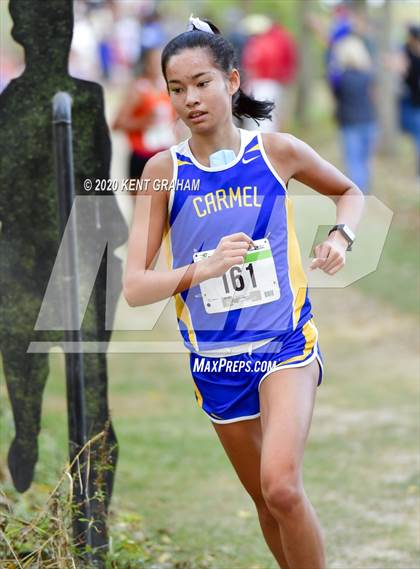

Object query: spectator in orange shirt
[113,47,177,180]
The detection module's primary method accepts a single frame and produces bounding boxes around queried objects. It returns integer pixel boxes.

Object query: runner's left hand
[309,238,347,275]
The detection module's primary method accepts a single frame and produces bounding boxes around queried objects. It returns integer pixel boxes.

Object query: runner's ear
[227,68,240,96]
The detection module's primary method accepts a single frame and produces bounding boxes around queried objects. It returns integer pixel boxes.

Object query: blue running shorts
[189,318,324,424]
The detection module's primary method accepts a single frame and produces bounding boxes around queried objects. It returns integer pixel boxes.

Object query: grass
[1,293,419,568]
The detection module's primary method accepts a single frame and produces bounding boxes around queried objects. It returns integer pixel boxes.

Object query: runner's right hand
[201,232,254,279]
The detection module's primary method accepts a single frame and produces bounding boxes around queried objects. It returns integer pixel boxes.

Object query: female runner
[124,16,364,569]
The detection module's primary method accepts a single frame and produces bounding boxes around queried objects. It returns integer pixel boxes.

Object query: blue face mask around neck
[208,149,237,167]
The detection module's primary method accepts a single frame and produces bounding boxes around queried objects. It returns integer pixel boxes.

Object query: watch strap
[328,224,354,251]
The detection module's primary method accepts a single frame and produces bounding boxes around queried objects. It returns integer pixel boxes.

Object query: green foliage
[0,430,111,566]
[0,431,214,568]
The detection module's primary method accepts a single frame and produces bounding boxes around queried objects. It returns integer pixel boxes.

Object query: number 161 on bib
[193,238,280,314]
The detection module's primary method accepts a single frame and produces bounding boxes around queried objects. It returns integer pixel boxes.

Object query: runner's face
[165,48,240,131]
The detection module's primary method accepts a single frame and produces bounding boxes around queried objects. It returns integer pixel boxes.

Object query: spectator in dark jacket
[400,25,420,178]
[332,35,377,193]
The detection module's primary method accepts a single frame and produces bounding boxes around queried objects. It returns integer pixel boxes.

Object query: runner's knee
[261,475,304,517]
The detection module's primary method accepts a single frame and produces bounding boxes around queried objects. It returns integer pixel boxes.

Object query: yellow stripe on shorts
[193,381,203,408]
[278,319,317,366]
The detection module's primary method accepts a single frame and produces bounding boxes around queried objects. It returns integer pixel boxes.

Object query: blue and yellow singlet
[165,128,312,352]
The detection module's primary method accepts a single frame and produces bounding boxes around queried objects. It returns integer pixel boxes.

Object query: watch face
[341,225,355,243]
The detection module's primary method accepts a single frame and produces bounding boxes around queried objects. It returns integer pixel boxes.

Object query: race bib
[193,238,280,314]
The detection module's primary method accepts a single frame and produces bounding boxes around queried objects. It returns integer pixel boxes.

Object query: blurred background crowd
[1,0,419,195]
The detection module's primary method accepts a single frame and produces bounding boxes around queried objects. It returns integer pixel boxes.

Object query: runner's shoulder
[261,132,303,161]
[140,150,174,203]
[261,132,313,178]
[143,149,173,179]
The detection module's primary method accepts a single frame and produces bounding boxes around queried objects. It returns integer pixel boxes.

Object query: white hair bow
[187,14,214,35]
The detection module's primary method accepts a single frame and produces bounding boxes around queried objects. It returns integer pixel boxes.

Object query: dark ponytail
[232,88,275,123]
[161,19,275,125]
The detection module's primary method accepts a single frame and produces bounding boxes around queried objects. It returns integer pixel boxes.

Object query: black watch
[328,224,355,251]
